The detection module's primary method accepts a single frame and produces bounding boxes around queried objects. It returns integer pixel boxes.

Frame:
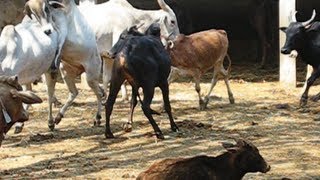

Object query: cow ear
[222,142,240,153]
[49,1,65,9]
[10,90,42,104]
[24,2,33,19]
[280,27,287,32]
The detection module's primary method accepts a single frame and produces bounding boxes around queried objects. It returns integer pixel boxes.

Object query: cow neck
[210,152,246,180]
[299,34,319,66]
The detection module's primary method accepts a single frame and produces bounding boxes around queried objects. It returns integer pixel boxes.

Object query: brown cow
[137,139,271,180]
[167,29,235,110]
[0,76,42,146]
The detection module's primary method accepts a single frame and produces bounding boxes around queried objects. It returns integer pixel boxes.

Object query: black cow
[280,10,320,107]
[104,24,179,139]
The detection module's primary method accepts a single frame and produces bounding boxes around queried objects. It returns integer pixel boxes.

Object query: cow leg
[85,71,104,126]
[123,87,138,132]
[44,72,57,131]
[159,82,179,132]
[220,65,235,104]
[300,66,320,107]
[303,65,320,102]
[54,69,78,125]
[203,69,219,110]
[141,85,164,139]
[105,76,125,138]
[194,77,205,110]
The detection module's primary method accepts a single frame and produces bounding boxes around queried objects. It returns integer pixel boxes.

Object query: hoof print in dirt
[177,120,212,130]
[275,103,290,110]
[30,133,54,142]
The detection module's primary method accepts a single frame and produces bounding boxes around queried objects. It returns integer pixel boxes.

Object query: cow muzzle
[281,48,291,55]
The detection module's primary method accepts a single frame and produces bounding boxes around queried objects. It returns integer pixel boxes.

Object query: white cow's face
[24,0,65,35]
[158,11,180,45]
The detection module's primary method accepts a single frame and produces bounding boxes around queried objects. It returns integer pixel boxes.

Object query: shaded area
[0,64,320,179]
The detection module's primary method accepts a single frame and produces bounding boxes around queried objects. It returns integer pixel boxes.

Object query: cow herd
[0,0,319,179]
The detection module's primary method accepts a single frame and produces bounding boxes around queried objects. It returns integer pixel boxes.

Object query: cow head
[24,0,65,35]
[0,76,42,147]
[108,23,163,59]
[280,10,316,55]
[107,28,134,59]
[155,0,180,44]
[145,23,161,37]
[222,139,271,174]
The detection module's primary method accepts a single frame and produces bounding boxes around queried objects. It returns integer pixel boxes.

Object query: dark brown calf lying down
[137,139,270,180]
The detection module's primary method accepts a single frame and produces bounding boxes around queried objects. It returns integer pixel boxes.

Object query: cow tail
[225,54,232,75]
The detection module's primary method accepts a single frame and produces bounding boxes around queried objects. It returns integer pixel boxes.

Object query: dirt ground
[0,63,320,179]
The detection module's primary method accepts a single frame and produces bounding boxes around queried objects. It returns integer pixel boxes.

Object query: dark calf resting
[137,139,271,180]
[104,24,179,139]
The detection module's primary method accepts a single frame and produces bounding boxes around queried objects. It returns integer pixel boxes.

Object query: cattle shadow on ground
[1,114,319,179]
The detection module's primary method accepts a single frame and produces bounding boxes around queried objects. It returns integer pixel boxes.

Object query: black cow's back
[121,36,171,87]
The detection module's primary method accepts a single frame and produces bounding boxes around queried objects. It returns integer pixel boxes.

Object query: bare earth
[0,64,319,179]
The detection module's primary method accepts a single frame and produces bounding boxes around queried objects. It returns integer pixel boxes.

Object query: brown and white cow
[0,76,42,146]
[167,29,235,110]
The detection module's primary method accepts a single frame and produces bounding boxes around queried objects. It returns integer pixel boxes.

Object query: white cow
[24,0,104,130]
[78,0,180,100]
[0,0,68,133]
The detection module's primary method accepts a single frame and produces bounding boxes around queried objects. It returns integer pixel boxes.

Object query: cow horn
[10,90,43,104]
[136,22,145,29]
[157,0,174,14]
[302,9,316,27]
[168,40,174,49]
[23,2,33,20]
[289,10,297,23]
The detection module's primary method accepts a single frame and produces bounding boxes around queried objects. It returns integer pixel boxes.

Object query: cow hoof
[311,95,320,102]
[94,120,101,127]
[199,99,209,111]
[230,98,235,104]
[14,124,24,134]
[105,132,115,139]
[94,114,102,126]
[123,123,133,132]
[155,132,165,140]
[299,100,308,108]
[54,113,63,125]
[171,125,179,132]
[48,123,55,131]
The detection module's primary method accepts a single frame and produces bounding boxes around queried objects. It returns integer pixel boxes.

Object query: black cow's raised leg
[141,86,164,139]
[300,66,320,107]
